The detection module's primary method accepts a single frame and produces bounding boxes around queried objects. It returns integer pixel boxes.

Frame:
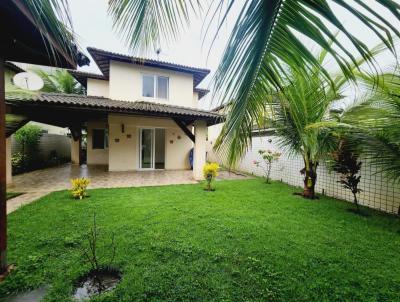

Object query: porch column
[6,138,11,184]
[193,120,207,180]
[70,137,81,165]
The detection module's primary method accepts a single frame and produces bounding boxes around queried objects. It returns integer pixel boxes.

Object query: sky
[68,0,400,110]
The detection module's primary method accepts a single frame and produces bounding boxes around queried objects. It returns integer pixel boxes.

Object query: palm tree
[330,71,400,183]
[221,48,344,199]
[33,69,85,94]
[108,0,400,166]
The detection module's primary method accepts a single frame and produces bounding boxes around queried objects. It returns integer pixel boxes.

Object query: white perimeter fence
[207,134,400,215]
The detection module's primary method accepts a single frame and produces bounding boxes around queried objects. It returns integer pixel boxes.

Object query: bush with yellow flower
[203,162,219,191]
[70,177,90,200]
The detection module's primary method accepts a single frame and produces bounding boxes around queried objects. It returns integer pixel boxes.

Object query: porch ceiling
[5,92,223,134]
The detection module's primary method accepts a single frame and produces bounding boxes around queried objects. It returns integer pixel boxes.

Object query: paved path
[7,164,249,214]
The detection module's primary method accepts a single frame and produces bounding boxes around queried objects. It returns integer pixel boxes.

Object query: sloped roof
[87,47,210,88]
[193,88,210,100]
[6,93,222,125]
[68,70,107,88]
[5,62,24,74]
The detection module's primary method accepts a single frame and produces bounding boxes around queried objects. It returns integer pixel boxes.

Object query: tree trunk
[0,57,7,274]
[353,192,360,212]
[303,162,317,199]
[266,164,271,184]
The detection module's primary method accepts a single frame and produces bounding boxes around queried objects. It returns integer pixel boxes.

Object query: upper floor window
[142,75,169,99]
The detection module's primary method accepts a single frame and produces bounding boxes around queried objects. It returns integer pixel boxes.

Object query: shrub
[12,124,43,173]
[203,162,219,191]
[332,141,362,213]
[71,178,90,200]
[253,149,281,183]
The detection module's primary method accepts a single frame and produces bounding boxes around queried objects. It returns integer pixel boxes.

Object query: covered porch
[5,93,223,183]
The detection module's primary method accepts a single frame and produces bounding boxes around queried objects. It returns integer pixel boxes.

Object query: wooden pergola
[0,1,88,277]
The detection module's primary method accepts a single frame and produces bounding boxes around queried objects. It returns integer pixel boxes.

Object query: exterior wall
[11,133,71,160]
[192,92,199,108]
[193,120,207,180]
[70,138,80,165]
[87,78,109,98]
[208,134,400,215]
[29,121,69,135]
[108,60,195,108]
[86,121,109,165]
[108,114,192,171]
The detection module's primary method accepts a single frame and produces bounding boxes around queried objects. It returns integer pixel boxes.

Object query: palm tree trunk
[303,161,317,199]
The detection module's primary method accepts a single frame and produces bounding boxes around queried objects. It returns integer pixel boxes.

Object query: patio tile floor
[6,164,249,214]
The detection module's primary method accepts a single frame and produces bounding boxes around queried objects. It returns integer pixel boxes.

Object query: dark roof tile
[6,93,222,125]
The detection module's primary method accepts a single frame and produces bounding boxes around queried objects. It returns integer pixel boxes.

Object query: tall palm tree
[33,69,85,94]
[219,47,346,199]
[108,0,400,165]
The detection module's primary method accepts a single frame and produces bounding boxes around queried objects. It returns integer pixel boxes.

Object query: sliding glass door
[140,128,154,169]
[139,128,165,170]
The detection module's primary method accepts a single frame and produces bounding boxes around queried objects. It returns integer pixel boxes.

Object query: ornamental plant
[332,141,363,213]
[253,149,281,184]
[71,178,90,200]
[203,162,219,191]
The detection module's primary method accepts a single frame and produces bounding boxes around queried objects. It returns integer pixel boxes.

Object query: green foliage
[109,0,400,166]
[253,149,281,183]
[350,72,400,183]
[203,162,219,191]
[32,69,85,94]
[332,141,362,212]
[14,124,42,150]
[1,180,399,301]
[20,0,83,66]
[12,125,43,174]
[70,178,90,200]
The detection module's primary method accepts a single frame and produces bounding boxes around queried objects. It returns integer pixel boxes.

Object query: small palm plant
[253,150,281,184]
[203,162,219,191]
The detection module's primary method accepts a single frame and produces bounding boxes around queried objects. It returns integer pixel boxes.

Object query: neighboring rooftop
[68,70,107,88]
[6,93,222,126]
[5,62,24,74]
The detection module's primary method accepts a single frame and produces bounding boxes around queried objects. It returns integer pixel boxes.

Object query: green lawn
[1,179,399,301]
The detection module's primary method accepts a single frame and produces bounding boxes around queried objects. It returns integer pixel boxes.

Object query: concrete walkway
[7,164,249,214]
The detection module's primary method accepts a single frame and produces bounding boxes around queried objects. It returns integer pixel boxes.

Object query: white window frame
[142,74,169,100]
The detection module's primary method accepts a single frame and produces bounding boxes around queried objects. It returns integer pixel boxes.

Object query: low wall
[12,133,71,160]
[207,135,400,214]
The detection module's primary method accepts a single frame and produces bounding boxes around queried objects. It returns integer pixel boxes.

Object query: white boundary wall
[207,134,400,214]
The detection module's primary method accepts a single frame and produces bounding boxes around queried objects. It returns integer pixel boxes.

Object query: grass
[6,192,23,201]
[0,179,399,301]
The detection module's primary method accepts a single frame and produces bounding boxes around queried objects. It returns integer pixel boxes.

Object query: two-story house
[62,47,221,179]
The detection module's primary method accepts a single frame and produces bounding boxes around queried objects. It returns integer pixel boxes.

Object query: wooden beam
[173,118,195,143]
[0,57,7,274]
[69,125,82,141]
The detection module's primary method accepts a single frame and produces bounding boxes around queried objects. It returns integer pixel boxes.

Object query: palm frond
[31,68,85,95]
[108,0,203,52]
[20,0,83,66]
[213,0,400,163]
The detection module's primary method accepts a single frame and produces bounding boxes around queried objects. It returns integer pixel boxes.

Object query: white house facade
[64,47,220,179]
